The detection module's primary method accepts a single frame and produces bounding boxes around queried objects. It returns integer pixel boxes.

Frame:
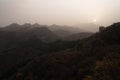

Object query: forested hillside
[0,22,120,80]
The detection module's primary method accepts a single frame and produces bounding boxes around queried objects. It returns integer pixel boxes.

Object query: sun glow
[0,0,120,26]
[93,19,97,22]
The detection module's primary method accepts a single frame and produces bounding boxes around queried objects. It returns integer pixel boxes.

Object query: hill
[0,23,61,42]
[48,24,85,37]
[8,22,120,80]
[64,32,93,41]
[76,23,99,32]
[0,22,120,80]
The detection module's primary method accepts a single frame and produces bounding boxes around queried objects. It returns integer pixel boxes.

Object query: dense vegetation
[0,22,120,80]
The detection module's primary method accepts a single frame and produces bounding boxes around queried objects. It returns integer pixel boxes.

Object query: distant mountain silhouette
[52,29,74,37]
[0,22,120,80]
[0,23,61,42]
[48,24,85,37]
[7,22,120,80]
[76,23,99,32]
[0,23,92,42]
[64,32,93,41]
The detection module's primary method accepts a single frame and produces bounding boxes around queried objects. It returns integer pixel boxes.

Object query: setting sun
[0,0,120,26]
[93,19,97,22]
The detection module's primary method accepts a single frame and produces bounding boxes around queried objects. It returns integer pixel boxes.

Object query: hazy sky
[0,0,120,27]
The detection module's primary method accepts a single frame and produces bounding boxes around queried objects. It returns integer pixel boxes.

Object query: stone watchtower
[99,26,105,32]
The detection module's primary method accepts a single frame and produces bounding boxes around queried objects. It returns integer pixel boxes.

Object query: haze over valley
[0,0,120,80]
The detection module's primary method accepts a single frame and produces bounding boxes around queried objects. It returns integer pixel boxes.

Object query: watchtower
[99,26,105,32]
